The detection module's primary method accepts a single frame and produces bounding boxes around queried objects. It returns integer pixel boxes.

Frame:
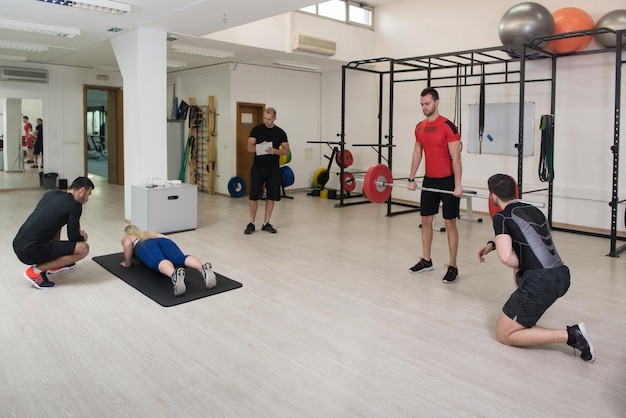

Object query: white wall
[168,64,233,191]
[231,64,322,190]
[169,62,322,193]
[208,11,377,64]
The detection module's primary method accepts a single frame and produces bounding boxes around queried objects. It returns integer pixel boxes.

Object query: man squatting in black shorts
[477,174,595,362]
[244,107,290,235]
[13,177,95,289]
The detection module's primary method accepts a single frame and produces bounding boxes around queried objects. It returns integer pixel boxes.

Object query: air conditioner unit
[292,33,336,56]
[0,67,48,83]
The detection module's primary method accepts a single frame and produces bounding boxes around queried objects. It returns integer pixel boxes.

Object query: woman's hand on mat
[120,260,133,268]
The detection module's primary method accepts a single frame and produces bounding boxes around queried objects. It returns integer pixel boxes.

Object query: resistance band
[454,65,463,150]
[478,69,485,154]
[538,114,555,182]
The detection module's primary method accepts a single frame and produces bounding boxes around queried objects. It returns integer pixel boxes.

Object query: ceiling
[0,0,396,74]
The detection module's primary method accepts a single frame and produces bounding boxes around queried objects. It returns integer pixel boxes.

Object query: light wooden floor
[1,178,625,417]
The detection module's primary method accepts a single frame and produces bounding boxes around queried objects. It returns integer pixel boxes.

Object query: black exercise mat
[93,253,242,307]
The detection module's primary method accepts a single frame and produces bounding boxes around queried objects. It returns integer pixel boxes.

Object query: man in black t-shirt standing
[13,177,95,289]
[244,107,290,235]
[477,174,596,362]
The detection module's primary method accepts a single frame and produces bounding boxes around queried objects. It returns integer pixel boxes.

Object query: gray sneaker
[202,262,217,289]
[172,267,186,296]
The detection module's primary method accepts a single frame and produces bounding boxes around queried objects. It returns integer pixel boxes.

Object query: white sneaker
[47,263,76,275]
[202,262,217,289]
[172,267,186,296]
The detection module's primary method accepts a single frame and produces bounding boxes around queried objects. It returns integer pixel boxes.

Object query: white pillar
[3,98,22,172]
[111,27,167,220]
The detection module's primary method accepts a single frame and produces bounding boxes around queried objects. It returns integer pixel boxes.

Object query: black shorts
[502,265,570,328]
[13,237,77,266]
[420,175,460,219]
[34,138,43,155]
[249,164,281,201]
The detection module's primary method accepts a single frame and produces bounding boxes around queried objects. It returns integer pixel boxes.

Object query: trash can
[43,172,58,189]
[58,178,68,190]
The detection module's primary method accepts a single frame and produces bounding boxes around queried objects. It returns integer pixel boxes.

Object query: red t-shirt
[414,115,460,178]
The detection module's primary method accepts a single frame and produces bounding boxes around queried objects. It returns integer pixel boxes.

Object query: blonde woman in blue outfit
[120,224,216,296]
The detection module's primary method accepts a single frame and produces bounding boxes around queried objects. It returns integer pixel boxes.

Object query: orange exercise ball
[488,176,520,219]
[546,7,594,54]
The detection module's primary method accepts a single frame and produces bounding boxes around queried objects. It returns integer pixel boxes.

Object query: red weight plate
[335,150,354,168]
[341,172,356,192]
[489,175,520,218]
[363,164,392,204]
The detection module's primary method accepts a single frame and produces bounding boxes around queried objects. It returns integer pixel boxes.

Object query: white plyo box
[131,184,197,233]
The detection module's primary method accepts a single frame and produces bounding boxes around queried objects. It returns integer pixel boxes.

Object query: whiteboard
[467,102,534,156]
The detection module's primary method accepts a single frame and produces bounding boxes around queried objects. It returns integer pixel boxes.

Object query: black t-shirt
[15,190,84,245]
[249,124,288,167]
[493,201,563,270]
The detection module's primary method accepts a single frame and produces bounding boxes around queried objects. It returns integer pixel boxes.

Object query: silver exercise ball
[498,2,554,45]
[595,10,626,49]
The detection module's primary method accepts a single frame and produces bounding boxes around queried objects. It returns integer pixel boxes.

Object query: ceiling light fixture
[171,44,234,58]
[0,17,80,38]
[0,40,49,52]
[0,54,27,62]
[37,0,130,15]
[167,60,187,69]
[272,60,319,71]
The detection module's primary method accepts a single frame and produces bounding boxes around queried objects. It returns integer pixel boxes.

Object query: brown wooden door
[236,102,264,195]
[107,88,124,185]
[84,86,124,185]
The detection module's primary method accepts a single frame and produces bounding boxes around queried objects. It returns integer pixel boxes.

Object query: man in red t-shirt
[407,87,463,283]
[22,116,36,164]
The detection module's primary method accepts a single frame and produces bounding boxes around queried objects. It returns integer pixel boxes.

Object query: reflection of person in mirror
[22,116,36,164]
[120,224,217,297]
[32,118,43,169]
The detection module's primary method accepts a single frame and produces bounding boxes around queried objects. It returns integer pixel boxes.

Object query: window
[318,1,346,21]
[299,0,374,29]
[348,1,373,27]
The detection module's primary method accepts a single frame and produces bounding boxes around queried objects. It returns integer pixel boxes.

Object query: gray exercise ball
[498,2,554,45]
[595,10,626,49]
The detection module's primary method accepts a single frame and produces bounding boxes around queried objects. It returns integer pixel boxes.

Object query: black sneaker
[172,267,186,296]
[244,223,255,235]
[567,322,596,362]
[409,258,433,274]
[442,265,459,284]
[262,223,277,233]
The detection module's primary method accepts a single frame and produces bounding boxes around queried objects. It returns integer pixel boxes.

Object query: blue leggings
[135,238,188,271]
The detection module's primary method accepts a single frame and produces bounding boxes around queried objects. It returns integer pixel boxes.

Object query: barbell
[357,164,545,208]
